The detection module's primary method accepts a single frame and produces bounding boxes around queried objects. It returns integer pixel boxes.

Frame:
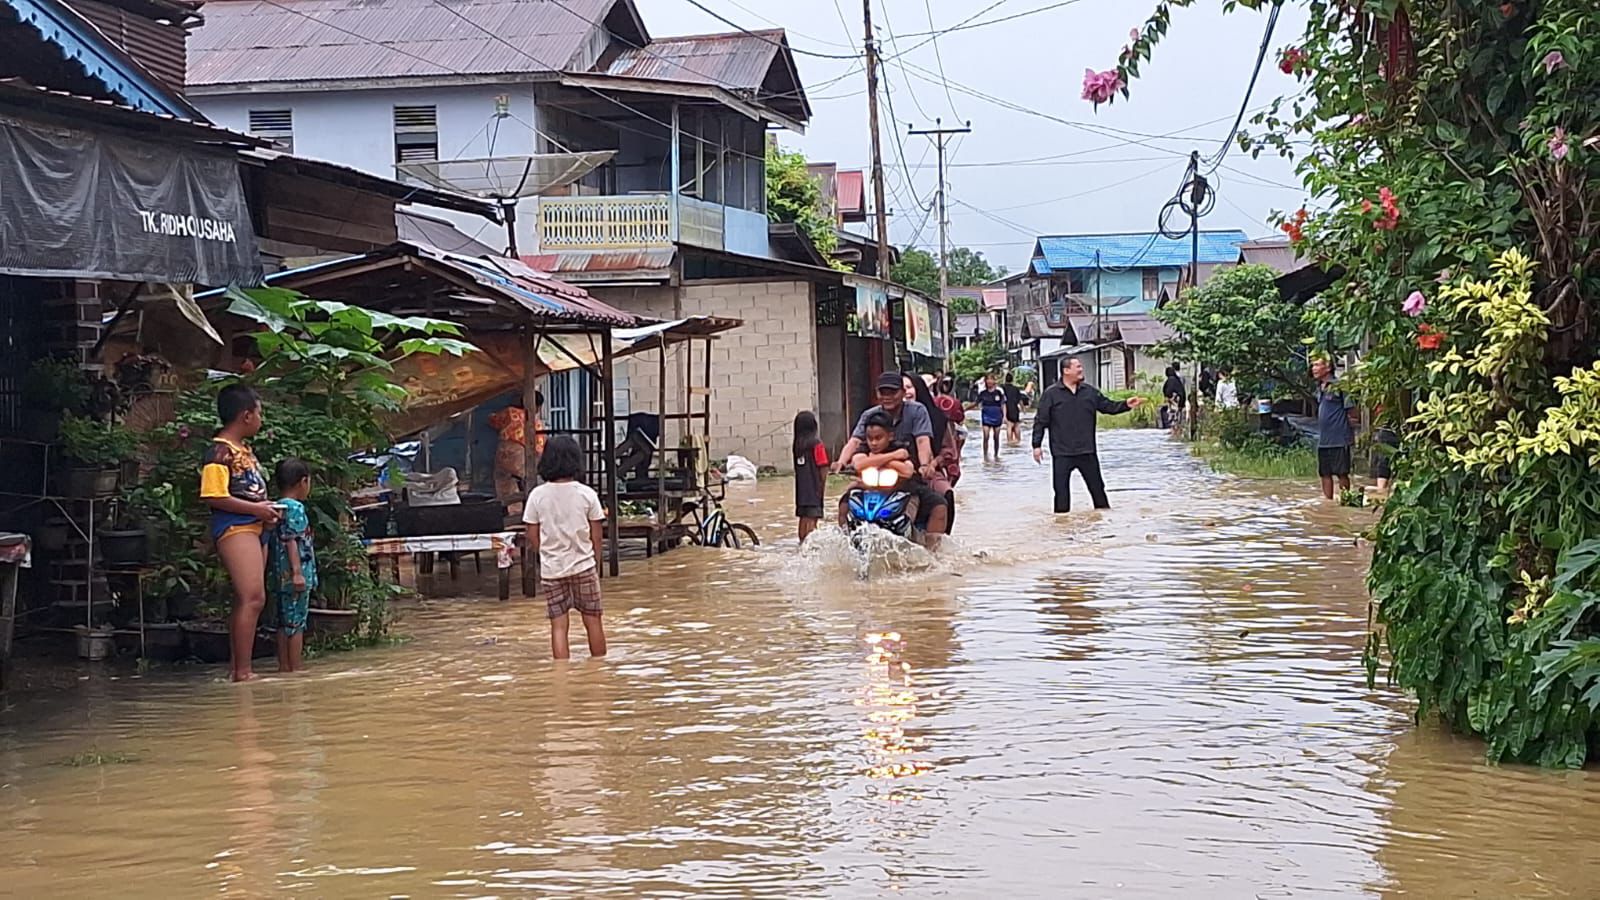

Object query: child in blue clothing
[268,458,317,673]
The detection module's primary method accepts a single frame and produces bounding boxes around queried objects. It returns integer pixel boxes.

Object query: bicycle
[676,477,760,549]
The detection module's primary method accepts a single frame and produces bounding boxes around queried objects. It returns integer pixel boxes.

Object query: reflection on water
[3,430,1600,897]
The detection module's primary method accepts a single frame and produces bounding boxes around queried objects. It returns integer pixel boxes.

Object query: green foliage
[891,246,1006,300]
[59,414,137,466]
[949,334,1012,384]
[947,294,981,314]
[23,357,91,413]
[1102,388,1161,429]
[1153,264,1314,401]
[1119,0,1600,766]
[891,247,939,298]
[765,143,845,270]
[136,289,470,627]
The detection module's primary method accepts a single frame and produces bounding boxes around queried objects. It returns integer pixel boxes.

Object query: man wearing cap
[833,371,949,539]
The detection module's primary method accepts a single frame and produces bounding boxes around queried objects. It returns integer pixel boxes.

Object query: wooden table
[364,532,525,601]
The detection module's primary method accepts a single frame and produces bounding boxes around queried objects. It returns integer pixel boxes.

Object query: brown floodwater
[3,430,1599,897]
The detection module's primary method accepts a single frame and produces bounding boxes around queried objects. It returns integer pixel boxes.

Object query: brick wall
[592,280,819,469]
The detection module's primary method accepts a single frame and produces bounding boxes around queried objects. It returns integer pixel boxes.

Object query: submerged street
[3,430,1598,897]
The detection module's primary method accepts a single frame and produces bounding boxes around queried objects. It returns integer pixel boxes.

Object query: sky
[639,0,1313,275]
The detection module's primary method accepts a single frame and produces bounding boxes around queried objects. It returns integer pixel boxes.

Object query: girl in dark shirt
[792,411,829,544]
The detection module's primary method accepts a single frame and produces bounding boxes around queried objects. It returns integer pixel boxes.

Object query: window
[1066,271,1088,294]
[1142,269,1160,301]
[247,109,293,153]
[393,105,438,165]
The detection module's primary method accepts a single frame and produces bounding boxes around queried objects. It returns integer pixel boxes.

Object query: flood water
[4,430,1599,897]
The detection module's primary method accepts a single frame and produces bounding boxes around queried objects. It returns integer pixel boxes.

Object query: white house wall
[195,85,541,251]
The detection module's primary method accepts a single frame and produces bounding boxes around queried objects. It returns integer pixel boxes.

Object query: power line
[922,0,962,119]
[677,0,864,59]
[1202,0,1282,174]
[984,163,1174,212]
[700,0,860,49]
[886,0,1092,57]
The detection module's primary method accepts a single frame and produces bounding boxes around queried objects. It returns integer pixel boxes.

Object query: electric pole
[909,119,972,294]
[863,0,891,277]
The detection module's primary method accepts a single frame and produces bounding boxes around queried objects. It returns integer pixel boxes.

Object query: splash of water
[788,525,939,581]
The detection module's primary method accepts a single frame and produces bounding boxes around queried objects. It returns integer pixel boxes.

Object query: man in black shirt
[1031,358,1144,513]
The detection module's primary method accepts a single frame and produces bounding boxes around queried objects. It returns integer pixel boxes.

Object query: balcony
[536,194,769,257]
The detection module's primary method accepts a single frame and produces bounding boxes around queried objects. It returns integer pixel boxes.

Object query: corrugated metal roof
[982,287,1006,311]
[1022,312,1062,338]
[0,77,257,142]
[188,0,613,86]
[520,248,674,279]
[397,209,500,256]
[952,313,981,338]
[601,29,778,90]
[1115,316,1175,347]
[1237,237,1305,274]
[1034,229,1248,272]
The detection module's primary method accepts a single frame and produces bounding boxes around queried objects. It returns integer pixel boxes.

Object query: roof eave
[185,71,565,97]
[558,72,806,134]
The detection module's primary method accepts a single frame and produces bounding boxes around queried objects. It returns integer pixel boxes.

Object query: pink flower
[1435,268,1453,284]
[177,424,191,442]
[1080,68,1125,105]
[1403,291,1427,317]
[1551,126,1570,161]
[1542,50,1566,74]
[1348,114,1366,127]
[1130,27,1140,42]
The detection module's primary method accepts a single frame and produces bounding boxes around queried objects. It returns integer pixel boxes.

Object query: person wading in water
[1031,358,1144,513]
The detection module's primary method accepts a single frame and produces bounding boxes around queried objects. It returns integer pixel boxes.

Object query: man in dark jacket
[1031,359,1144,513]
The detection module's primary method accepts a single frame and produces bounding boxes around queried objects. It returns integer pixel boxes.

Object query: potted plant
[20,358,91,442]
[59,414,137,497]
[74,623,115,661]
[179,599,232,663]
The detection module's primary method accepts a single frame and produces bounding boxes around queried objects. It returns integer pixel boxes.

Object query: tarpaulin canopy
[0,111,262,285]
[385,316,742,436]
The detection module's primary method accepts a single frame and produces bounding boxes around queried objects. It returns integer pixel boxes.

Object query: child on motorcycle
[837,412,921,528]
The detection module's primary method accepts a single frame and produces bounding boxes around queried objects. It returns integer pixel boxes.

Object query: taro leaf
[1553,539,1600,591]
[225,285,294,333]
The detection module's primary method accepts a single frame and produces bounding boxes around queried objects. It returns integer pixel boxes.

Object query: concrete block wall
[592,281,819,469]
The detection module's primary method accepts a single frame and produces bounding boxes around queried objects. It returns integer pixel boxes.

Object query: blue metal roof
[1034,229,1248,272]
[6,0,197,118]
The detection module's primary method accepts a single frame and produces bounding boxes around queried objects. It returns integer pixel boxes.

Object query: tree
[892,245,1008,300]
[1153,264,1313,400]
[765,143,844,270]
[947,295,981,314]
[1112,1,1600,766]
[949,334,1012,384]
[947,246,1007,286]
[891,247,939,297]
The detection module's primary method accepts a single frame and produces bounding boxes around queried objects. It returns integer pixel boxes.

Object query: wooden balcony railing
[536,194,672,250]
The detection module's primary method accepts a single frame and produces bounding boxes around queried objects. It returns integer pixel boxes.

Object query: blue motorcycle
[843,466,917,541]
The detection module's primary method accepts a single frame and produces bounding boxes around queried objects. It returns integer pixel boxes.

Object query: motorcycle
[843,465,917,541]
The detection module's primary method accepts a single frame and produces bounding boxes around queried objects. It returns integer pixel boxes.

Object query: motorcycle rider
[840,412,920,531]
[834,372,949,543]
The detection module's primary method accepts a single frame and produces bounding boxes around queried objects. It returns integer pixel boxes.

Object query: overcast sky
[642,0,1311,273]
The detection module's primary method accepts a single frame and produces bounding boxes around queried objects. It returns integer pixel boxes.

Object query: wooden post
[601,329,620,576]
[522,325,539,597]
[656,334,668,544]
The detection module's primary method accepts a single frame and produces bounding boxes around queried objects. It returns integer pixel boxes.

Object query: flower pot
[75,624,115,661]
[166,592,200,621]
[99,529,149,567]
[180,620,231,663]
[64,466,119,498]
[308,607,358,640]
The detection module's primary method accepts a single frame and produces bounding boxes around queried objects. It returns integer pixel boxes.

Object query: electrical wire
[1201,0,1282,174]
[885,0,1091,58]
[984,163,1174,212]
[676,0,864,59]
[922,0,962,119]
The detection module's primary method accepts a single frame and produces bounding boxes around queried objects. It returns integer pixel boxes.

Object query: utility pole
[863,0,891,278]
[1186,150,1206,442]
[1094,248,1103,389]
[909,119,973,294]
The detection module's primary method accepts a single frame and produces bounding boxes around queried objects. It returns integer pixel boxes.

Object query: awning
[385,316,742,436]
[0,111,262,285]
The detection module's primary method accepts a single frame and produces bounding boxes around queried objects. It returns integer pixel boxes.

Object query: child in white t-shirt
[521,436,608,659]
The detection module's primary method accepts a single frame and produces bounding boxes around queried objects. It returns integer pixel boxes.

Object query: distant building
[1008,229,1248,390]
